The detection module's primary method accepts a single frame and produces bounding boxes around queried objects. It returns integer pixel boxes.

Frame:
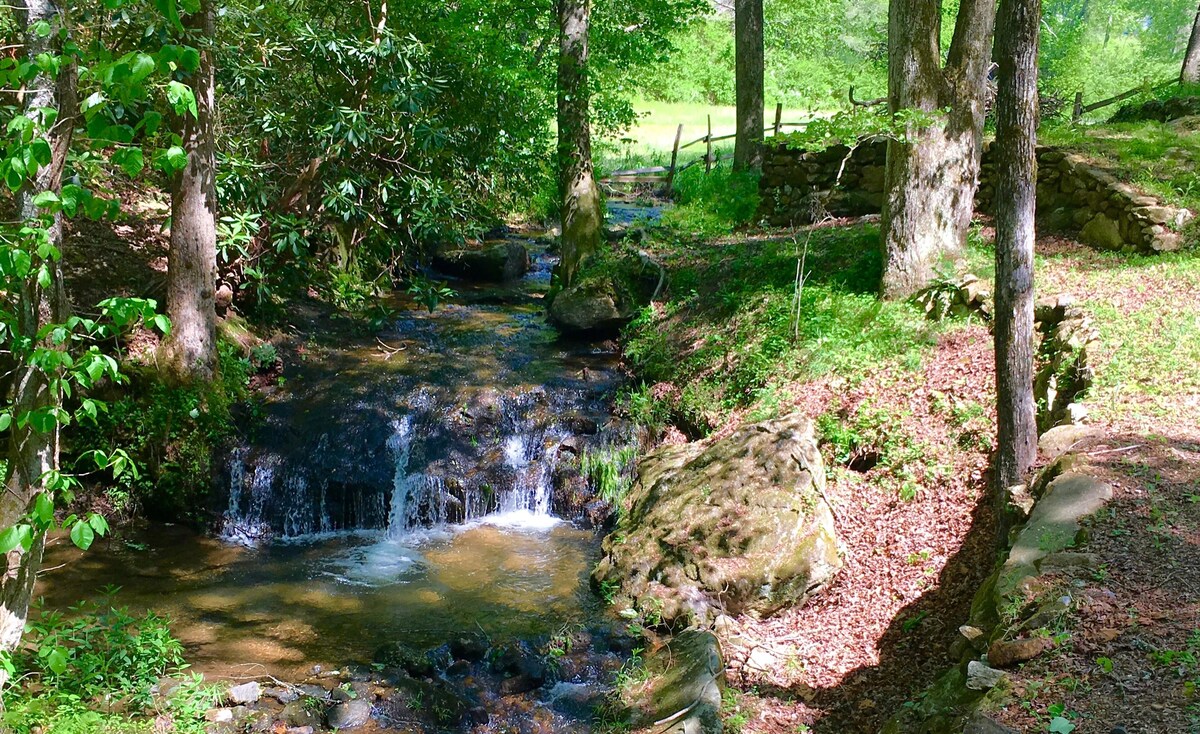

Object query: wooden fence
[1070,78,1178,120]
[601,103,813,193]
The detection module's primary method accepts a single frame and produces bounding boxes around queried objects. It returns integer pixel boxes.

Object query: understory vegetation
[2,594,215,734]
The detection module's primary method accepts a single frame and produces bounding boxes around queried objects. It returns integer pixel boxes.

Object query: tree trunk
[556,0,604,289]
[1183,4,1200,84]
[1,0,75,688]
[880,0,997,299]
[159,0,218,383]
[733,0,764,171]
[992,0,1039,520]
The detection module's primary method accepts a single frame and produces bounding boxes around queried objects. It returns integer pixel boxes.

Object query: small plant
[1095,656,1114,673]
[581,444,639,507]
[250,342,278,371]
[407,274,457,313]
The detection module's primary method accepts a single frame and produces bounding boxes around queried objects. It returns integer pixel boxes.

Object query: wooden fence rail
[602,103,815,192]
[1071,78,1178,120]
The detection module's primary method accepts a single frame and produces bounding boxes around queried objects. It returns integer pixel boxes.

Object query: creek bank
[881,425,1115,734]
[178,623,643,734]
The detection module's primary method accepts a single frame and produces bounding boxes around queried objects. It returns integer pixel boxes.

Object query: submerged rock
[326,698,373,729]
[593,413,842,627]
[433,241,530,282]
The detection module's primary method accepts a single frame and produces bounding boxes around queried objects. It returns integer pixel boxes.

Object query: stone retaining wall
[759,140,1192,253]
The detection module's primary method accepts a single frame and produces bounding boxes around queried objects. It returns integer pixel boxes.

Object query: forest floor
[624,218,1200,733]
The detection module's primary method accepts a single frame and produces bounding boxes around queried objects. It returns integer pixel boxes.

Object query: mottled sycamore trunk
[160,0,218,383]
[556,0,603,288]
[1,0,75,688]
[733,0,764,171]
[993,0,1039,519]
[880,0,996,299]
[1183,4,1200,84]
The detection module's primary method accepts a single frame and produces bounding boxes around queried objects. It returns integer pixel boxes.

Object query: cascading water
[218,238,629,543]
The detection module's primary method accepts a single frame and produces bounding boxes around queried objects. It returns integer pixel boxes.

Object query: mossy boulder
[433,241,529,282]
[592,413,842,627]
[547,251,660,335]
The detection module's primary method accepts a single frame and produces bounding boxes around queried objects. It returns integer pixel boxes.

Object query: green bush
[71,341,254,525]
[661,163,762,237]
[2,594,217,734]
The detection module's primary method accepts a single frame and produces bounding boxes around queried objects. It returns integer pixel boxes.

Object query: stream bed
[36,232,638,732]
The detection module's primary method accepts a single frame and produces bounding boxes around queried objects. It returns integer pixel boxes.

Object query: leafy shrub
[70,341,254,524]
[2,594,217,734]
[661,163,762,237]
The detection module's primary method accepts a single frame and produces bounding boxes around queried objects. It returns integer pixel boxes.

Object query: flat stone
[205,708,234,723]
[1038,424,1101,461]
[988,637,1053,668]
[966,660,1007,690]
[227,681,262,705]
[280,699,323,729]
[1003,473,1112,595]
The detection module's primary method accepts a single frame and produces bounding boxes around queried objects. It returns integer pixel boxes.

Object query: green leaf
[33,492,54,525]
[31,190,59,211]
[163,145,188,174]
[129,52,155,82]
[69,520,95,550]
[46,647,67,675]
[1048,718,1075,734]
[112,147,144,177]
[0,525,25,553]
[179,46,201,74]
[88,514,109,537]
[152,313,171,335]
[166,80,198,118]
[155,0,182,30]
[0,413,11,431]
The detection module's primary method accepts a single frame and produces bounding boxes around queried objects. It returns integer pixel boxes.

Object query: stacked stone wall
[759,141,1192,253]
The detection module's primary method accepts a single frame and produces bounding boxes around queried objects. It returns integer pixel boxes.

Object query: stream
[37,231,638,732]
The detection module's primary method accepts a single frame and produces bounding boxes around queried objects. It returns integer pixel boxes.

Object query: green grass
[596,100,826,173]
[964,227,1200,424]
[1039,117,1200,213]
[623,223,943,434]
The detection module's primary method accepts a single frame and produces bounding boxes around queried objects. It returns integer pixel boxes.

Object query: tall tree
[556,0,604,288]
[993,0,1040,511]
[159,0,218,383]
[0,0,75,683]
[733,0,764,171]
[879,0,997,299]
[1183,3,1200,83]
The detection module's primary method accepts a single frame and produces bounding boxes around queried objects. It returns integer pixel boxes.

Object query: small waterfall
[215,236,628,542]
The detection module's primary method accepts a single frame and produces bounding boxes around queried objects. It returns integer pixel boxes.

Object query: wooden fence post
[666,123,683,195]
[705,114,713,174]
[773,103,783,137]
[1073,91,1083,121]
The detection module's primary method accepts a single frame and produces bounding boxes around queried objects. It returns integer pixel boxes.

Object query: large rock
[1079,213,1124,250]
[548,277,638,334]
[433,241,529,282]
[593,413,841,627]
